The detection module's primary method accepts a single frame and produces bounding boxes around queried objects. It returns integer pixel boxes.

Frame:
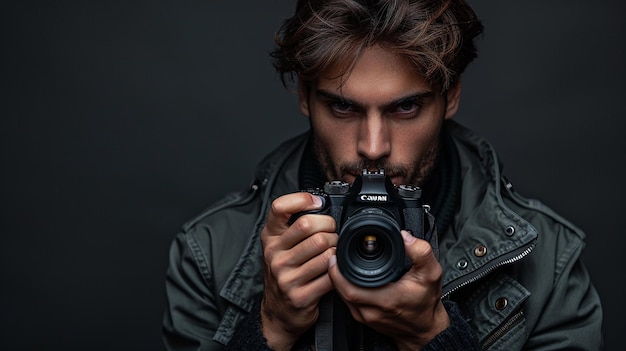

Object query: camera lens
[336,208,406,287]
[359,235,381,258]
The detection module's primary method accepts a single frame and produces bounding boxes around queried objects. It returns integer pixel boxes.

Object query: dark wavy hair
[271,0,484,92]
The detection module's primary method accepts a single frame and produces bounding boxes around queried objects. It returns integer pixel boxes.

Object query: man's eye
[330,100,354,113]
[397,101,419,112]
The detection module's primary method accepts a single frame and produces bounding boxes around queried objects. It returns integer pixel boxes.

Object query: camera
[292,169,432,288]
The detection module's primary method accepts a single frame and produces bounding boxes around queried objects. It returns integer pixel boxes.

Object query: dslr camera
[293,169,433,288]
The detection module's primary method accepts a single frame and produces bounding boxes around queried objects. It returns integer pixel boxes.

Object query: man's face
[298,45,461,187]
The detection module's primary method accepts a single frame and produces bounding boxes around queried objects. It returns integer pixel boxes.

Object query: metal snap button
[474,245,487,257]
[495,297,508,310]
[505,226,515,236]
[457,260,468,270]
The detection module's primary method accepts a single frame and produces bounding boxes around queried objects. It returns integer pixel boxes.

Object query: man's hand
[328,230,449,351]
[260,192,338,351]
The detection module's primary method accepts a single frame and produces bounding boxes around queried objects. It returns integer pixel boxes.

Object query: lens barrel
[336,208,406,287]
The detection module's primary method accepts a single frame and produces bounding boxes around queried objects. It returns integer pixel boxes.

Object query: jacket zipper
[439,241,535,350]
[442,241,535,298]
[480,309,525,350]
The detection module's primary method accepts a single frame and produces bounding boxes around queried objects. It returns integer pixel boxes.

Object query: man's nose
[357,114,391,162]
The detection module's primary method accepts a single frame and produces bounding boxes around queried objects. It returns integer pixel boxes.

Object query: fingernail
[313,195,325,208]
[328,255,337,268]
[401,230,416,244]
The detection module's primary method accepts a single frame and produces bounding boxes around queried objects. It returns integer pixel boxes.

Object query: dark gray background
[1,1,623,350]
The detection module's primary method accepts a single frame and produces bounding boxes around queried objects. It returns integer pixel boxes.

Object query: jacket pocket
[456,272,530,350]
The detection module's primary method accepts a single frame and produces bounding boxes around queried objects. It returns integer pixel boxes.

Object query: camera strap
[424,210,440,261]
[315,292,349,351]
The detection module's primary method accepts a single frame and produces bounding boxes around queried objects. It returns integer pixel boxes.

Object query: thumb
[401,229,417,245]
[401,230,439,271]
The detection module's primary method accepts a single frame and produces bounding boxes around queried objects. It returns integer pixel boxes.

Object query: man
[163,1,603,350]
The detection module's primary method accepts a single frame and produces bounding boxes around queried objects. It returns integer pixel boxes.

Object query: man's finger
[264,192,325,234]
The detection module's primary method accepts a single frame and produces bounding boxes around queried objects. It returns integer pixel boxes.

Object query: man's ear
[444,79,462,120]
[298,78,310,117]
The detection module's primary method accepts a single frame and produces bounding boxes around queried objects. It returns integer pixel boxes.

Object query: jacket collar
[440,121,537,296]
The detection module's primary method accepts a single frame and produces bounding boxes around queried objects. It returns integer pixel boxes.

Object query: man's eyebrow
[315,89,357,105]
[315,89,434,108]
[385,91,434,109]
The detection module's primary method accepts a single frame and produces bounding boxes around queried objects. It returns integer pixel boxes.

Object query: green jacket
[163,120,603,350]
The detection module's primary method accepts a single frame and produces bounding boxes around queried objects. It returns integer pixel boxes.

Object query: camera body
[295,169,429,287]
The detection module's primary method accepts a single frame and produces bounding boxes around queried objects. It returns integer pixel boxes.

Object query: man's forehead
[312,46,432,95]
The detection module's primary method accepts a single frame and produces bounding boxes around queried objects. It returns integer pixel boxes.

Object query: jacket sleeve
[526,239,604,350]
[162,230,225,351]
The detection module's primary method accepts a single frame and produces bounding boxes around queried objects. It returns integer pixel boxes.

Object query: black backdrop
[1,1,624,350]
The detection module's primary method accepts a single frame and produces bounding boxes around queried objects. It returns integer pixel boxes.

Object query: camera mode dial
[324,180,350,194]
[397,184,421,199]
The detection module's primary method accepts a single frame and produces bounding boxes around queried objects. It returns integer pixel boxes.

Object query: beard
[312,135,441,187]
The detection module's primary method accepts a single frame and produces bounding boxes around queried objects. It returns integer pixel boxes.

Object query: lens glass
[348,228,391,270]
[359,234,382,259]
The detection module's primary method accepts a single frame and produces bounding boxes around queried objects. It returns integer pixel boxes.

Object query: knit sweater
[225,296,480,350]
